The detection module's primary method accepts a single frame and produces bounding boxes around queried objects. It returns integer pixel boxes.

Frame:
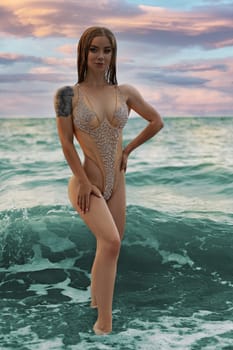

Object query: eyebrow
[90,45,112,48]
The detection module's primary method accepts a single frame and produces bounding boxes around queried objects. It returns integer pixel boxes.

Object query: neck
[84,72,108,87]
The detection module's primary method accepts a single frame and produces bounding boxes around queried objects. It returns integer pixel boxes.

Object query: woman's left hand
[120,149,128,172]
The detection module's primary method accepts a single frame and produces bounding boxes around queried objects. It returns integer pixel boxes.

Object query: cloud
[138,71,209,87]
[0,53,75,74]
[0,91,54,118]
[1,52,232,117]
[163,62,229,73]
[0,53,43,65]
[0,5,34,37]
[1,1,233,50]
[0,1,232,117]
[117,55,233,116]
[0,73,67,83]
[0,0,142,37]
[56,44,76,55]
[120,56,232,88]
[114,5,233,50]
[0,87,48,94]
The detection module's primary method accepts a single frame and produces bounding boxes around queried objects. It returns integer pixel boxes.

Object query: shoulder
[54,85,74,99]
[118,83,137,94]
[119,84,142,98]
[118,84,144,105]
[54,86,74,117]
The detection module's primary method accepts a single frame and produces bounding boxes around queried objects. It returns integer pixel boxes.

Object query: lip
[95,63,105,69]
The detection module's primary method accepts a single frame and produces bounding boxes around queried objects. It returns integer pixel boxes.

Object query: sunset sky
[0,0,233,118]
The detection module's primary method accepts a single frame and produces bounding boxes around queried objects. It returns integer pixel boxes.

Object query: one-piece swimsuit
[72,85,129,200]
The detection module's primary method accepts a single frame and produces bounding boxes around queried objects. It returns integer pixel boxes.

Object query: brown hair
[77,26,117,85]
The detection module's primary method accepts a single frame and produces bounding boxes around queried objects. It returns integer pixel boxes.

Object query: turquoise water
[0,117,233,349]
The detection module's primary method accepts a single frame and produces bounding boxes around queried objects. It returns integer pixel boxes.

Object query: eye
[104,48,112,54]
[89,47,98,53]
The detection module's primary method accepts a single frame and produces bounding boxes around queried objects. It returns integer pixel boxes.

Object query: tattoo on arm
[54,86,74,117]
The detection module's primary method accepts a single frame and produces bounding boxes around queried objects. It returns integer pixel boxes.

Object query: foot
[93,322,111,335]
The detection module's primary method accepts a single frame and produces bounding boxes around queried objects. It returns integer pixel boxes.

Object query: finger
[121,160,126,172]
[80,196,85,213]
[83,196,87,213]
[77,195,81,209]
[91,187,102,198]
[120,159,125,171]
[85,194,90,212]
[78,196,82,212]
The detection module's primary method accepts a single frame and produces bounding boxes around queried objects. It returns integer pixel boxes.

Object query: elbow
[158,118,164,131]
[151,117,164,135]
[157,112,164,130]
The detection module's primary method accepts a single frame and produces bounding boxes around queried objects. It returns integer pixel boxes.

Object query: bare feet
[93,322,111,335]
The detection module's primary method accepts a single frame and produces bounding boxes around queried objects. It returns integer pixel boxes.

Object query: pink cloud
[0,53,43,64]
[56,44,76,56]
[0,1,232,117]
[0,91,53,118]
[1,1,232,49]
[0,73,68,83]
[126,57,233,116]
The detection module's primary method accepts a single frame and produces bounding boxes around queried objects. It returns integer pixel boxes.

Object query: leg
[107,171,126,240]
[91,173,126,308]
[68,176,121,334]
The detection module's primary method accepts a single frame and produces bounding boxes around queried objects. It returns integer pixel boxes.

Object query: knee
[102,236,121,259]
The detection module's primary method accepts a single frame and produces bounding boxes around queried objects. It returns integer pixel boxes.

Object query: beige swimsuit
[72,85,129,200]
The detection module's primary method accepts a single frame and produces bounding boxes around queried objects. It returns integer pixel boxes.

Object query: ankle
[94,320,112,334]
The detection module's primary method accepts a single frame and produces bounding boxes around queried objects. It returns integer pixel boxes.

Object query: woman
[54,26,163,335]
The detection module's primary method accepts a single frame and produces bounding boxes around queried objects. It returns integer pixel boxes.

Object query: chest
[73,86,129,130]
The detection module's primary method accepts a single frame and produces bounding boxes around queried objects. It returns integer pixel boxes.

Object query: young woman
[54,26,163,335]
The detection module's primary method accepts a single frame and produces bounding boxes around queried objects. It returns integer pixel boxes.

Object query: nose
[97,50,104,61]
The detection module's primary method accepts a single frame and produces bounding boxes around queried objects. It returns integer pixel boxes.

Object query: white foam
[0,325,64,350]
[159,249,194,268]
[118,312,233,350]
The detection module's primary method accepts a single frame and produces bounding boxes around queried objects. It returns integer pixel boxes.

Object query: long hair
[77,27,117,85]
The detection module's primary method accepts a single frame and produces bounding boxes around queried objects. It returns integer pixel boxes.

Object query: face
[87,36,112,73]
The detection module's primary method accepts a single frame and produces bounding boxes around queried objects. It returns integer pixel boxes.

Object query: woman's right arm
[54,86,101,212]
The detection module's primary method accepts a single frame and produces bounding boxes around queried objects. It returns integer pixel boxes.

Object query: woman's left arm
[120,84,164,171]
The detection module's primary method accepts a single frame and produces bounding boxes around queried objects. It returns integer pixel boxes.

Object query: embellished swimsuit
[72,85,129,200]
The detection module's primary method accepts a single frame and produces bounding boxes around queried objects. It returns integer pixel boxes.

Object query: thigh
[68,176,119,241]
[107,172,126,239]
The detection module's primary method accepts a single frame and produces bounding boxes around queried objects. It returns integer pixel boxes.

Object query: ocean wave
[127,163,233,187]
[1,117,233,348]
[0,204,233,349]
[1,205,232,280]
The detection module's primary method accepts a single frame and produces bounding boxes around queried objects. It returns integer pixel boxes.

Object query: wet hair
[77,26,117,85]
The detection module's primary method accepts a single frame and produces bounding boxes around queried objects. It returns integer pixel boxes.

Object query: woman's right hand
[77,181,102,213]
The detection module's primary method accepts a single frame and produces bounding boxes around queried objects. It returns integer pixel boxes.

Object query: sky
[0,0,233,118]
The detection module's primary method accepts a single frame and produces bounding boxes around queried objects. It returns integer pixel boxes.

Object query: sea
[0,116,233,350]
